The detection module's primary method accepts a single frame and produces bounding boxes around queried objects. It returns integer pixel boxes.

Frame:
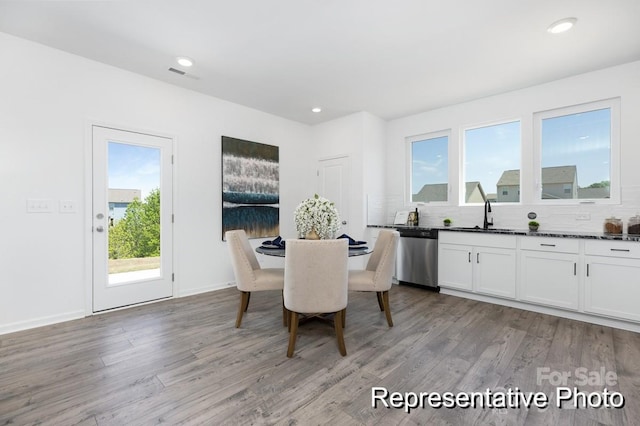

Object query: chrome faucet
[483,199,494,230]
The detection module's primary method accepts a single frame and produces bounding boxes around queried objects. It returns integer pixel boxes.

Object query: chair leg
[382,291,393,327]
[334,310,347,356]
[287,312,299,358]
[341,308,346,329]
[235,291,251,328]
[245,292,251,312]
[282,293,287,327]
[376,292,384,311]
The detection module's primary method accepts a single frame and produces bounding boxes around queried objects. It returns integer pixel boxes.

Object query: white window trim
[532,98,621,206]
[405,129,451,206]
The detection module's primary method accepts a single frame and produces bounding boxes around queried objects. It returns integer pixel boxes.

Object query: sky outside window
[464,121,521,202]
[411,135,448,201]
[541,108,611,190]
[108,142,161,199]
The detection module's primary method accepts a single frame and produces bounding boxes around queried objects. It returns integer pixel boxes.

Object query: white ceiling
[1,0,639,124]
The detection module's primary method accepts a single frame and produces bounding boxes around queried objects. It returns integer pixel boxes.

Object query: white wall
[0,32,314,334]
[4,29,638,335]
[385,61,640,232]
[310,111,387,242]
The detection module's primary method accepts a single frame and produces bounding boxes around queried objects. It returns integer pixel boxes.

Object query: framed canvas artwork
[221,136,279,239]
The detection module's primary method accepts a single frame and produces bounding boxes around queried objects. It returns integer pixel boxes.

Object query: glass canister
[628,215,640,235]
[603,217,623,235]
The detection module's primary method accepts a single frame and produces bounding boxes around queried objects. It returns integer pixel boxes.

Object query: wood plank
[0,286,639,425]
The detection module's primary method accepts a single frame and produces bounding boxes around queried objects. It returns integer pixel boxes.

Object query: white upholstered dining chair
[283,238,349,357]
[225,229,285,328]
[348,229,400,327]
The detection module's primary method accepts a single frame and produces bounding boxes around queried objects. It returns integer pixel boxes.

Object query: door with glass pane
[92,126,173,312]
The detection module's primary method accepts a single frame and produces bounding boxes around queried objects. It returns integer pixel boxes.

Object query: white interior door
[92,126,173,312]
[317,156,350,237]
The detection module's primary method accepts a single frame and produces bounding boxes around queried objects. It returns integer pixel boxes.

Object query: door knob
[96,226,104,232]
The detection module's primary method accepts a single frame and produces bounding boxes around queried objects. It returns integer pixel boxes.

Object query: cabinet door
[474,247,516,299]
[585,256,640,322]
[438,244,473,290]
[520,251,579,310]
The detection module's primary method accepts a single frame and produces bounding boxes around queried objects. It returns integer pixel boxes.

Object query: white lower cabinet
[438,232,516,299]
[438,243,473,290]
[436,229,640,328]
[475,247,517,298]
[584,240,640,322]
[519,237,580,311]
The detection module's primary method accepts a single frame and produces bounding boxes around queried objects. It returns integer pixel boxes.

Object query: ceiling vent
[168,67,200,80]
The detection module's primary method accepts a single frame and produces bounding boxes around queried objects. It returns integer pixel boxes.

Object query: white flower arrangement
[294,194,341,239]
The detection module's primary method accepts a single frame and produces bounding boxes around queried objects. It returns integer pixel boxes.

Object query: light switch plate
[27,198,53,213]
[59,200,77,213]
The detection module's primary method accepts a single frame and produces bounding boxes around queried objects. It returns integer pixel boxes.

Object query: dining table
[255,245,372,257]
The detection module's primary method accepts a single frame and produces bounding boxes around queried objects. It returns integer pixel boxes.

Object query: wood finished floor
[1,285,640,425]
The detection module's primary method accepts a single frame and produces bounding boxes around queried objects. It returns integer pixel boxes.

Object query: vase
[306,228,320,240]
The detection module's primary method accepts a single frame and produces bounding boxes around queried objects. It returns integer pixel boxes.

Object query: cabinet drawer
[439,231,516,249]
[584,240,640,259]
[520,236,579,254]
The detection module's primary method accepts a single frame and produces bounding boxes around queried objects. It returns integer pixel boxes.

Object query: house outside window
[108,188,141,223]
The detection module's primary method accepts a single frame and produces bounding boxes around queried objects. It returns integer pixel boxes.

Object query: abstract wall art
[221,136,279,239]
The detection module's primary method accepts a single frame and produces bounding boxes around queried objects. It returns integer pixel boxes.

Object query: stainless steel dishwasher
[395,228,439,291]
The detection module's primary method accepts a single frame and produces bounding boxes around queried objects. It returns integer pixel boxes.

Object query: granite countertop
[367,224,640,242]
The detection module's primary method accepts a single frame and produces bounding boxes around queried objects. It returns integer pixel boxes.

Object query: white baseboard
[0,310,85,336]
[178,281,236,298]
[1,283,237,336]
[440,288,640,333]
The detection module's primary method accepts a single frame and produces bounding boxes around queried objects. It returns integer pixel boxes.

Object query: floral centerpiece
[294,194,341,239]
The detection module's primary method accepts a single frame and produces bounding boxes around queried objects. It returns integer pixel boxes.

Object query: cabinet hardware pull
[574,263,576,275]
[468,252,471,263]
[540,243,556,247]
[587,264,590,277]
[477,253,480,263]
[610,248,630,252]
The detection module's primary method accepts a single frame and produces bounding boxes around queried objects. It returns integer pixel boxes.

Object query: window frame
[405,129,451,205]
[461,118,522,205]
[532,98,620,205]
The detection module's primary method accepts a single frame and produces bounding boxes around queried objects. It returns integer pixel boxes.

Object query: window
[534,99,620,203]
[408,131,449,203]
[463,120,521,203]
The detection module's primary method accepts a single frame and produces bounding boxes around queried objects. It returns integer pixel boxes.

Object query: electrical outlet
[576,213,591,220]
[27,198,52,213]
[59,200,77,213]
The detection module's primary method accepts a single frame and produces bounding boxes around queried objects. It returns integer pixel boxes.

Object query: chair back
[284,239,349,314]
[365,230,400,290]
[226,229,261,291]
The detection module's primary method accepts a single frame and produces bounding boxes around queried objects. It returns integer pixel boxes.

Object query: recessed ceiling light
[176,57,194,67]
[547,17,577,34]
[311,107,322,113]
